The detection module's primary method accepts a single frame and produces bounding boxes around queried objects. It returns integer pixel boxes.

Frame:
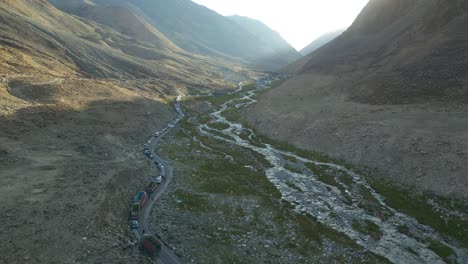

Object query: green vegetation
[197,113,211,124]
[357,186,394,220]
[369,179,468,247]
[192,82,255,107]
[352,219,383,240]
[216,88,468,247]
[232,99,252,105]
[305,163,348,198]
[241,81,256,91]
[406,247,418,255]
[222,105,246,122]
[397,225,411,236]
[250,131,339,165]
[285,181,303,192]
[204,128,235,141]
[304,164,352,205]
[177,82,467,261]
[281,154,298,163]
[173,190,216,212]
[207,122,230,130]
[339,174,354,187]
[428,240,456,263]
[156,102,388,262]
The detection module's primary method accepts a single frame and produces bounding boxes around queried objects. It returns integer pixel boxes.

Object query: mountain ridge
[299,29,344,56]
[248,0,468,198]
[0,1,253,262]
[50,0,301,70]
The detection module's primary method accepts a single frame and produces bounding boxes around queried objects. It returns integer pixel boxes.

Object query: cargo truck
[131,203,140,220]
[141,234,162,257]
[145,180,158,194]
[134,191,147,207]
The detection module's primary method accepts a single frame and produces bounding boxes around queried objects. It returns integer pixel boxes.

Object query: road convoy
[129,96,184,259]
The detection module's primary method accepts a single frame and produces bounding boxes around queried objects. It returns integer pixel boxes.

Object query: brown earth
[248,0,468,199]
[247,73,468,199]
[0,72,176,263]
[0,0,252,262]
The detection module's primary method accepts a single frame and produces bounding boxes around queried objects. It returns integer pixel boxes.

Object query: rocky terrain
[299,29,345,56]
[151,79,467,263]
[248,0,468,199]
[148,89,390,263]
[50,0,302,71]
[0,76,174,263]
[0,0,253,262]
[2,0,467,263]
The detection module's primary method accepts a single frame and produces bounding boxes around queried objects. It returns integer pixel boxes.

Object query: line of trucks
[131,96,183,228]
[129,96,184,256]
[130,155,165,229]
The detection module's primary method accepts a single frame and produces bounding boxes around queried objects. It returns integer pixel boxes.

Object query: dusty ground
[247,73,468,199]
[0,68,180,263]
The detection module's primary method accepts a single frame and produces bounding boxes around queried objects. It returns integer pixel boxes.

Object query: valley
[1,0,467,263]
[149,78,468,263]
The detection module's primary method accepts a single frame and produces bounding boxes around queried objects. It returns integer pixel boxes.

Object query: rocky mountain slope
[0,0,252,262]
[228,15,301,69]
[2,0,242,88]
[299,29,344,56]
[248,0,468,198]
[50,1,184,53]
[50,0,301,71]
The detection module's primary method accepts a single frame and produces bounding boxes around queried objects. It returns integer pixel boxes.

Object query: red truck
[141,234,161,257]
[134,191,147,207]
[145,180,158,194]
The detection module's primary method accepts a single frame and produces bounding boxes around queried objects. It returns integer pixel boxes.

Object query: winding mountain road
[132,97,184,264]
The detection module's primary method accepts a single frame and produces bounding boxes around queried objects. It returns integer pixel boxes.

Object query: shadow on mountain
[0,98,174,263]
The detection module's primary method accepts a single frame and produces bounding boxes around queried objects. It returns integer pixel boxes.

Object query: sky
[192,0,369,51]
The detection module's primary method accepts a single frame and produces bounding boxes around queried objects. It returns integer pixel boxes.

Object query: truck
[141,234,162,257]
[131,203,140,220]
[134,191,147,207]
[156,175,163,184]
[130,220,139,229]
[145,180,158,194]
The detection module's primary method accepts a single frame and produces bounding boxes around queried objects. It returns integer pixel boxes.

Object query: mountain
[297,0,468,104]
[228,15,301,69]
[0,1,251,262]
[299,29,344,56]
[248,0,468,198]
[1,0,243,88]
[50,0,301,71]
[49,1,184,53]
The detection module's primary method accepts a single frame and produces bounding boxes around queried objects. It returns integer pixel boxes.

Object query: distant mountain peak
[299,29,345,56]
[50,0,301,70]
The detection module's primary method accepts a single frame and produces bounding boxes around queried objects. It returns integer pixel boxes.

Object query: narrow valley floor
[150,79,468,263]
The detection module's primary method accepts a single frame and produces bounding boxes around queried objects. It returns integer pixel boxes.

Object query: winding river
[195,84,467,264]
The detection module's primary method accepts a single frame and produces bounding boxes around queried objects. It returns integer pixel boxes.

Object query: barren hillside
[299,29,344,56]
[53,3,185,53]
[248,0,468,198]
[0,0,251,262]
[50,0,302,71]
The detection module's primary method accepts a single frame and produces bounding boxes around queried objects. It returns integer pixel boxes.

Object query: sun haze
[192,0,369,50]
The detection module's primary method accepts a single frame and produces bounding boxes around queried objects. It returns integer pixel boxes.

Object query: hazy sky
[192,0,369,51]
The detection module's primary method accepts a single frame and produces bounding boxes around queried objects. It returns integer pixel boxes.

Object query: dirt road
[133,98,184,264]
